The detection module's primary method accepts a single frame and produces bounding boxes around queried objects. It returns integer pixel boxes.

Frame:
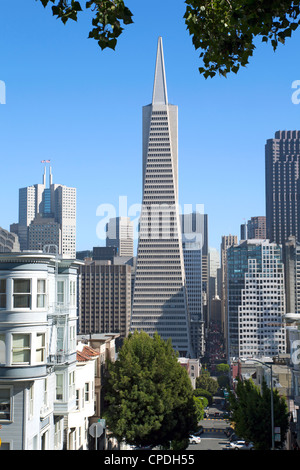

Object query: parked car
[189,435,201,444]
[230,440,253,450]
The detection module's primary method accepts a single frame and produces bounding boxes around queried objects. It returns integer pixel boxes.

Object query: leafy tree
[216,363,230,374]
[36,1,300,77]
[103,330,198,449]
[194,388,213,405]
[184,0,300,78]
[196,371,219,395]
[37,0,134,50]
[228,378,289,450]
[193,395,205,421]
[217,374,229,389]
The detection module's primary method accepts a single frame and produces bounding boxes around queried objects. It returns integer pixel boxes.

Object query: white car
[230,440,253,450]
[189,435,201,444]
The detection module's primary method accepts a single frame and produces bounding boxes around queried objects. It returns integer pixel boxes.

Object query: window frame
[0,279,6,309]
[13,278,31,309]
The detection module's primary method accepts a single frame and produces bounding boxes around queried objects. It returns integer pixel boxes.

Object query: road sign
[89,422,103,438]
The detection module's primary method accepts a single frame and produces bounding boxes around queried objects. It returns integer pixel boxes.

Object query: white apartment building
[238,240,286,358]
[0,251,83,450]
[68,342,99,450]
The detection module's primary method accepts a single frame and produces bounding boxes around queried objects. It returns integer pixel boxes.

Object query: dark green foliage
[37,1,300,76]
[184,0,300,77]
[228,378,289,450]
[37,0,133,50]
[103,331,198,449]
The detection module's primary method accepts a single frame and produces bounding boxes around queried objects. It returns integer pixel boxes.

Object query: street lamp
[246,357,275,450]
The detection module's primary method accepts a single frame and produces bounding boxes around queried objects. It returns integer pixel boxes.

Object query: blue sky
[1,0,300,254]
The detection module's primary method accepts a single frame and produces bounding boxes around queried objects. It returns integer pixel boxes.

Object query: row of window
[0,278,76,310]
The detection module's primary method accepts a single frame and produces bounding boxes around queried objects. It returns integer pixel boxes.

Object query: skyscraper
[106,217,134,257]
[240,216,266,241]
[11,166,76,258]
[131,37,193,357]
[266,130,300,245]
[180,212,204,358]
[227,239,286,359]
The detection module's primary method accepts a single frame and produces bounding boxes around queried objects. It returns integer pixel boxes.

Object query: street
[188,401,230,450]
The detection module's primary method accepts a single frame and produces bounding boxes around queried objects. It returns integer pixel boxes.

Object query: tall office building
[106,217,134,257]
[78,259,132,339]
[11,166,76,258]
[240,216,266,241]
[220,234,238,349]
[227,239,286,359]
[266,130,300,245]
[284,235,300,316]
[180,212,204,358]
[131,37,193,357]
[0,227,20,252]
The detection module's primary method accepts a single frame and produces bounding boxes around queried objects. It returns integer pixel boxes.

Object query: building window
[56,374,63,401]
[69,371,75,399]
[36,333,45,363]
[85,383,90,402]
[12,334,30,363]
[29,383,34,419]
[13,279,31,308]
[70,280,76,307]
[0,280,6,309]
[0,387,12,421]
[0,335,5,364]
[57,281,64,305]
[37,280,46,308]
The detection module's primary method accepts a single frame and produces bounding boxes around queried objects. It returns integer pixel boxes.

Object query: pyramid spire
[152,37,168,105]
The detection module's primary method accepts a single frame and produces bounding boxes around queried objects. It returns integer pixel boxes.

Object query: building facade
[180,212,204,358]
[131,37,193,357]
[11,166,76,258]
[78,259,132,339]
[106,217,134,257]
[266,130,300,245]
[227,240,286,360]
[0,227,20,253]
[0,252,81,450]
[241,216,266,240]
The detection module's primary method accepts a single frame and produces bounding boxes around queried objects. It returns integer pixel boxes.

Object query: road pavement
[188,403,231,450]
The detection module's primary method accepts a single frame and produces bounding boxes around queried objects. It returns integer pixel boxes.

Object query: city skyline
[1,2,300,254]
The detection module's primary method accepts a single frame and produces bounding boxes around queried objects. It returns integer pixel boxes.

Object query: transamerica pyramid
[131,37,194,357]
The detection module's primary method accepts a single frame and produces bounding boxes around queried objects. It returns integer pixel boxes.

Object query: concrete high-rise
[131,37,193,357]
[240,216,266,241]
[227,240,286,359]
[11,166,76,258]
[180,212,204,358]
[220,234,238,351]
[106,217,134,257]
[266,130,300,245]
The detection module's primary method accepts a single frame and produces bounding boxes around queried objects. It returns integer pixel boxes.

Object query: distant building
[106,217,134,257]
[11,166,76,258]
[266,130,300,245]
[0,226,20,252]
[240,216,266,240]
[78,259,132,339]
[180,212,204,358]
[227,239,286,360]
[131,37,193,357]
[220,234,238,354]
